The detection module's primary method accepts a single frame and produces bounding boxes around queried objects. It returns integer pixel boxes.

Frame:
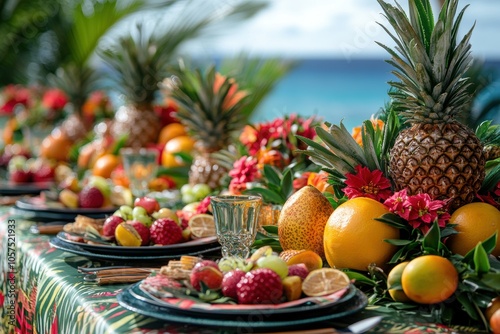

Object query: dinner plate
[49,235,221,262]
[0,180,53,195]
[9,206,112,222]
[56,232,219,256]
[137,281,357,318]
[117,283,368,330]
[16,197,117,215]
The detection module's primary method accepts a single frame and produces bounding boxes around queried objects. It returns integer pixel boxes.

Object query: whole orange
[387,261,411,302]
[323,197,399,271]
[161,136,195,167]
[158,123,187,145]
[39,131,72,162]
[491,309,500,334]
[401,255,458,304]
[447,202,500,256]
[93,154,121,179]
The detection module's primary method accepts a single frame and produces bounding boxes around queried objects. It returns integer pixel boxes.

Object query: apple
[134,196,160,215]
[190,260,223,291]
[102,215,125,237]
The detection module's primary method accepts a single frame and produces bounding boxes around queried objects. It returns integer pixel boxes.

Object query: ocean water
[252,58,500,130]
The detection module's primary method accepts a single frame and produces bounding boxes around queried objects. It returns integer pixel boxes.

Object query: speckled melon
[278,186,333,258]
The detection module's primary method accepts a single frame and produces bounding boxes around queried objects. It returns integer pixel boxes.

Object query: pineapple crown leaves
[166,64,250,150]
[296,109,400,186]
[376,0,475,123]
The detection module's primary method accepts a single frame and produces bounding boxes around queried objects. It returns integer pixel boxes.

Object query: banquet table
[0,204,491,334]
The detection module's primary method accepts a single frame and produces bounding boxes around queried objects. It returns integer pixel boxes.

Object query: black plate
[16,197,117,215]
[56,232,219,256]
[117,283,368,330]
[9,206,113,222]
[137,282,357,318]
[0,180,53,195]
[50,235,221,262]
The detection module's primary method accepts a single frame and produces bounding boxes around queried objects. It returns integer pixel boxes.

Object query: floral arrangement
[225,113,323,203]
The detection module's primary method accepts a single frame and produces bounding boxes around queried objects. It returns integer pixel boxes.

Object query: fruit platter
[49,195,221,260]
[117,248,369,329]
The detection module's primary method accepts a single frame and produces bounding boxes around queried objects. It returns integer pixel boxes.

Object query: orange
[447,202,500,256]
[188,214,216,238]
[161,135,195,167]
[387,262,411,302]
[39,131,72,162]
[401,255,458,304]
[301,268,350,297]
[323,197,399,271]
[92,154,120,179]
[491,309,500,334]
[486,297,500,321]
[158,123,187,145]
[279,249,323,272]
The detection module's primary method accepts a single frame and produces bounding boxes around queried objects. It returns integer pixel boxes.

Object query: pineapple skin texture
[389,122,485,211]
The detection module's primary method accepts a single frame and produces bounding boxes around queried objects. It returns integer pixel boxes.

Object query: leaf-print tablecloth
[0,207,490,334]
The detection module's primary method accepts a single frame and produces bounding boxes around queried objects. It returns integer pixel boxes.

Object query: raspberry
[129,221,151,246]
[78,186,104,208]
[150,218,183,245]
[221,269,246,299]
[236,268,283,304]
[288,263,309,281]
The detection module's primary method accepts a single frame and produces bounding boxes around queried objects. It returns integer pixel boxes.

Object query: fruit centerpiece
[283,0,500,331]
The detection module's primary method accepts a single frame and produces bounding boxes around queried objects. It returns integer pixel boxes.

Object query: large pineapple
[99,24,165,147]
[378,0,485,210]
[165,65,250,188]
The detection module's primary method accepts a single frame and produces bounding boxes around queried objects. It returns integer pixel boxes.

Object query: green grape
[256,255,288,279]
[119,205,133,220]
[180,184,193,196]
[88,176,111,197]
[192,183,211,200]
[134,215,153,227]
[218,257,253,273]
[132,206,148,219]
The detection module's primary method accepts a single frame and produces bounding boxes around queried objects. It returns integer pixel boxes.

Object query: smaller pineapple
[164,65,250,188]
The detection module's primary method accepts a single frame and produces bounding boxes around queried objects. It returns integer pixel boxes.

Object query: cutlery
[263,316,383,334]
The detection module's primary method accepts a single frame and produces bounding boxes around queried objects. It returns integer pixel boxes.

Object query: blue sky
[184,0,500,60]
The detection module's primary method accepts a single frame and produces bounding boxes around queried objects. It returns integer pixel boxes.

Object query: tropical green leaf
[244,187,285,205]
[473,242,490,275]
[343,271,376,286]
[262,225,278,235]
[375,213,408,229]
[263,165,281,187]
[422,221,441,253]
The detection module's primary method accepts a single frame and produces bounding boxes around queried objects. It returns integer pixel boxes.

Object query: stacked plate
[50,232,221,261]
[11,197,117,222]
[117,282,368,330]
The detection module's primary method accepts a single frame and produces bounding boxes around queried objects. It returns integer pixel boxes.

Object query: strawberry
[78,186,104,208]
[129,221,151,246]
[102,215,125,238]
[288,263,309,281]
[149,218,183,245]
[32,165,54,182]
[10,170,31,183]
[221,269,246,299]
[236,268,283,304]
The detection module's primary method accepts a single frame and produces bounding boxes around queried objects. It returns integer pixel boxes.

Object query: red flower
[0,84,31,114]
[384,189,410,219]
[228,156,259,195]
[343,165,392,202]
[42,89,68,110]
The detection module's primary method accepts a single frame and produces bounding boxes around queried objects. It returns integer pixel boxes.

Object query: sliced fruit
[302,268,350,297]
[249,246,273,262]
[279,249,323,272]
[59,189,79,208]
[188,214,216,238]
[282,276,303,302]
[115,222,142,247]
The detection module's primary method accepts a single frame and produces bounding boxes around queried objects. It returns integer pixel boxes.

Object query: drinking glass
[121,148,159,198]
[210,195,262,258]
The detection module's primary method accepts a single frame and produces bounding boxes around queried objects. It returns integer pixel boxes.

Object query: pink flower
[42,88,68,110]
[0,84,31,114]
[384,189,410,219]
[228,156,259,195]
[343,165,392,202]
[385,190,450,234]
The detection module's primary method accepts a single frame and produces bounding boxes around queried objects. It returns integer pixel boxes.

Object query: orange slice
[302,268,350,297]
[188,214,216,238]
